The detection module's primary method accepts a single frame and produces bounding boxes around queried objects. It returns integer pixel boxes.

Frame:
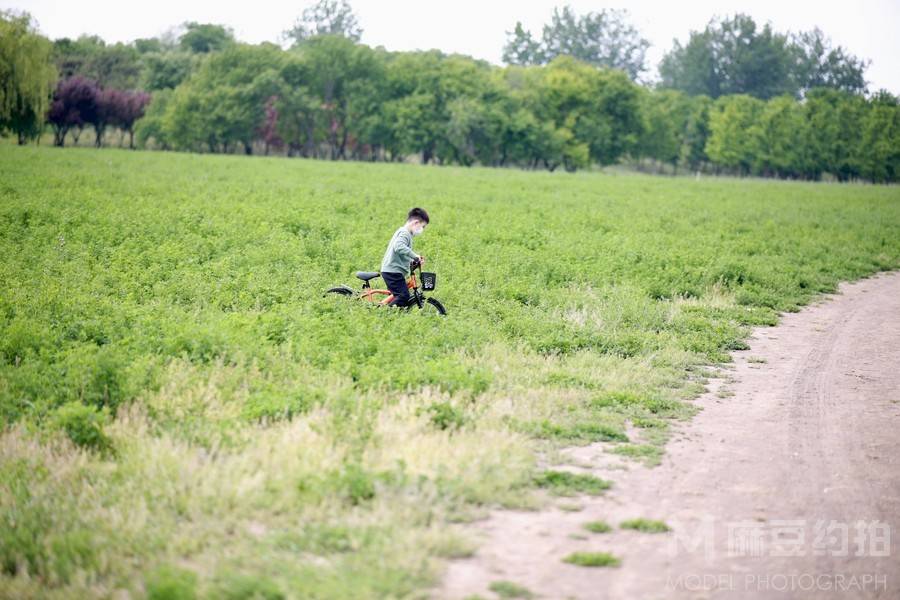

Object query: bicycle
[325,258,447,315]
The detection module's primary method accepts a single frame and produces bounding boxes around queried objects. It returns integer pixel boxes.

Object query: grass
[584,520,613,533]
[0,144,898,598]
[563,552,621,567]
[620,518,671,533]
[609,443,664,466]
[488,580,535,599]
[533,470,612,496]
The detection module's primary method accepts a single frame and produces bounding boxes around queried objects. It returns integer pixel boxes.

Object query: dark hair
[407,207,430,224]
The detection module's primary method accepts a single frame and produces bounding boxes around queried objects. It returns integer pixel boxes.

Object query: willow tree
[0,11,57,144]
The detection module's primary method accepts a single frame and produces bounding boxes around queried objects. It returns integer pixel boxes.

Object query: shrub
[422,401,466,431]
[337,463,377,505]
[49,401,111,451]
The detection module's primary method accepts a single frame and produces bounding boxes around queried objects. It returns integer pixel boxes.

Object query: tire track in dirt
[439,271,900,599]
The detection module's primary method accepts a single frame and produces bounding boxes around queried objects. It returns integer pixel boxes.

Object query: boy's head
[406,207,430,236]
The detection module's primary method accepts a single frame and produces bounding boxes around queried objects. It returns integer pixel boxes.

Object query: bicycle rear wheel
[325,286,354,296]
[423,297,447,315]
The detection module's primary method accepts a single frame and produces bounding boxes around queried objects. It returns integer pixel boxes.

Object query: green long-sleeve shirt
[380,226,419,275]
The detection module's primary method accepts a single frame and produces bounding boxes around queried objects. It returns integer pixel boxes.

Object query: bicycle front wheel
[422,297,447,315]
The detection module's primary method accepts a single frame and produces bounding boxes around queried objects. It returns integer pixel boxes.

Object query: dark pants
[381,271,410,307]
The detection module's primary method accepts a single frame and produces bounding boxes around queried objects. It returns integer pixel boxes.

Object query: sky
[5,0,899,94]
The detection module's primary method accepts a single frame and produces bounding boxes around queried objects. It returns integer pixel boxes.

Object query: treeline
[641,89,899,182]
[1,4,898,182]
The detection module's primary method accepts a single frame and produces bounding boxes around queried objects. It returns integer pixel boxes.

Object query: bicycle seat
[355,271,380,281]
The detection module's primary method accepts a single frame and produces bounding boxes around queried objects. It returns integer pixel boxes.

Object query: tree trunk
[304,123,315,158]
[53,126,68,147]
[338,130,348,160]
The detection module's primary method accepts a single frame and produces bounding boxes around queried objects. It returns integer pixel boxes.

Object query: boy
[380,207,429,307]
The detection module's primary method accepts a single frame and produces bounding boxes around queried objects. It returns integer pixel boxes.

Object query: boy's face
[409,219,427,236]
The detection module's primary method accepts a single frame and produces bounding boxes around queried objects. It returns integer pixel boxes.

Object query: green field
[1,145,898,598]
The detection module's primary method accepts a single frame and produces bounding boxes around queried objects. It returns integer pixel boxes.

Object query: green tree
[791,28,868,96]
[679,95,712,171]
[381,51,448,164]
[637,89,692,171]
[293,35,384,159]
[804,88,866,181]
[284,0,362,46]
[659,14,795,99]
[705,94,764,174]
[0,11,57,144]
[500,68,571,170]
[857,92,900,183]
[509,57,642,171]
[164,43,285,153]
[750,95,811,178]
[500,66,558,169]
[582,67,644,164]
[140,51,196,90]
[53,35,104,79]
[134,88,173,149]
[133,37,165,54]
[53,36,141,90]
[502,23,542,66]
[490,87,542,168]
[178,22,235,54]
[383,90,441,163]
[503,6,649,80]
[443,71,512,167]
[275,88,319,157]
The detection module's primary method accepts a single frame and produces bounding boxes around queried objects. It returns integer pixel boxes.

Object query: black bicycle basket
[420,271,437,290]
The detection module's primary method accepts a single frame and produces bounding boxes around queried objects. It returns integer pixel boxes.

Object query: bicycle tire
[424,297,447,315]
[325,286,354,296]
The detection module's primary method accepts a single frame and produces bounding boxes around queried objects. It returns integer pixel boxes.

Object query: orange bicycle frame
[361,274,417,305]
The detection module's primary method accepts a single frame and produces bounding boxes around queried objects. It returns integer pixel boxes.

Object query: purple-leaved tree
[46,77,100,147]
[108,89,151,149]
[258,95,283,155]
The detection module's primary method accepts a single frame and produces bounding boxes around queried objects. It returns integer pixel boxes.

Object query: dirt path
[440,271,900,599]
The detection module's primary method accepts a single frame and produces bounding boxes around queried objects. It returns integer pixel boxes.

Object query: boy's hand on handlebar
[417,256,426,266]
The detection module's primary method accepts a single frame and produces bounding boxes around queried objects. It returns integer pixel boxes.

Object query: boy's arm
[391,232,419,262]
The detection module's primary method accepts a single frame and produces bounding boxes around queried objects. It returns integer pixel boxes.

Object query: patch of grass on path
[533,470,611,496]
[563,551,621,567]
[584,520,613,533]
[620,518,671,533]
[488,580,535,598]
